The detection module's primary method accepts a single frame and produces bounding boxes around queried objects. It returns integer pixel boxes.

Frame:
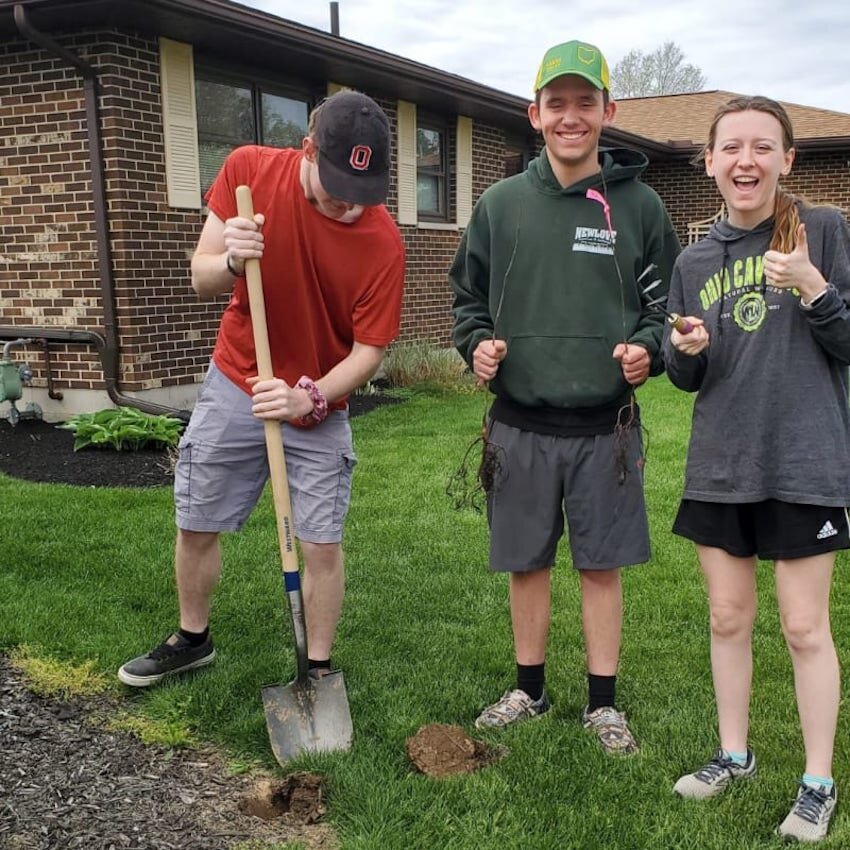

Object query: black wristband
[225,253,241,276]
[801,286,829,310]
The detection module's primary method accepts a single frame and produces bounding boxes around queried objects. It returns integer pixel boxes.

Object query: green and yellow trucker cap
[533,40,610,92]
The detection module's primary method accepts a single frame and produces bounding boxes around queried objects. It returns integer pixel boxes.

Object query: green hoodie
[450,148,680,415]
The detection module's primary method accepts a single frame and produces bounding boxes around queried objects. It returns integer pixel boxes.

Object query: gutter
[11,4,190,420]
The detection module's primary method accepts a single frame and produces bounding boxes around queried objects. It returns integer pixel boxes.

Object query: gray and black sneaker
[474,688,551,729]
[777,782,837,843]
[582,705,639,755]
[673,749,756,799]
[118,632,215,687]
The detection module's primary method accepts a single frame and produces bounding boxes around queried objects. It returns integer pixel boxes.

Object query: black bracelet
[801,287,829,309]
[225,253,241,276]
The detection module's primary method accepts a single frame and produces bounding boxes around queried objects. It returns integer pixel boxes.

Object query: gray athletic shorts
[174,363,356,543]
[486,420,650,572]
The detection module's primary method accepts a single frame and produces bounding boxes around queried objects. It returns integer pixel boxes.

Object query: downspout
[12,5,189,420]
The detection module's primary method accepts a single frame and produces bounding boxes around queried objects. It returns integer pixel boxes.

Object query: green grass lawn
[2,377,849,849]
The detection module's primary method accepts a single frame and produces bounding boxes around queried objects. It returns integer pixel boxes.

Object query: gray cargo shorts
[174,363,356,543]
[486,419,650,572]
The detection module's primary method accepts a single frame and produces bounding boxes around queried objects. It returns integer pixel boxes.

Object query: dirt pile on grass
[406,723,506,778]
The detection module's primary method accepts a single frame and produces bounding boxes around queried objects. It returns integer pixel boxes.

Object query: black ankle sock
[517,662,545,701]
[178,627,209,647]
[587,673,616,712]
[308,658,332,671]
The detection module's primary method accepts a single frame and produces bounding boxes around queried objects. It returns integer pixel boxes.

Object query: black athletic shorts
[672,498,850,560]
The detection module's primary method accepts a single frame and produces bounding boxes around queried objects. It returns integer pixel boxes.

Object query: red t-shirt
[205,146,405,410]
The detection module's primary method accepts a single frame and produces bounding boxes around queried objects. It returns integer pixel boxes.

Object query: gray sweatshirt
[663,205,850,506]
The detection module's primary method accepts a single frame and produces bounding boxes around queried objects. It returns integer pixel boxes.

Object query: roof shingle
[613,90,850,145]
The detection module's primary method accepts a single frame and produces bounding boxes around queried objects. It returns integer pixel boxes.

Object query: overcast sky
[238,0,850,115]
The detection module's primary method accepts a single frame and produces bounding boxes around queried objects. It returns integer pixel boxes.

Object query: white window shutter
[396,100,417,225]
[456,116,473,227]
[159,38,201,209]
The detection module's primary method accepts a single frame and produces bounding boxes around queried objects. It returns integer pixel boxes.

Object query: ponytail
[771,188,802,253]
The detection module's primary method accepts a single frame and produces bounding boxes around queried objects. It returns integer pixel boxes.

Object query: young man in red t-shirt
[119,91,404,687]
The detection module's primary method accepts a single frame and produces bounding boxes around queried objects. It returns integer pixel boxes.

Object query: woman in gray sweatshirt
[662,96,850,843]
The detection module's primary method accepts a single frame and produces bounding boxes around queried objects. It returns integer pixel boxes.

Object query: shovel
[236,185,353,765]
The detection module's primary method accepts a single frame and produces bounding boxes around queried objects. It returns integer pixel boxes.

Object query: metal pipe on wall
[0,326,191,421]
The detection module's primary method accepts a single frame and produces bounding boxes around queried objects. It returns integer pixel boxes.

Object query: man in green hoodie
[450,40,680,753]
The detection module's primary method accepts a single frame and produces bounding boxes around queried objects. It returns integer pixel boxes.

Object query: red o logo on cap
[349,145,372,171]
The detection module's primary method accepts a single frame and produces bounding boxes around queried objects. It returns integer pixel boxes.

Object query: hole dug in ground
[239,772,327,823]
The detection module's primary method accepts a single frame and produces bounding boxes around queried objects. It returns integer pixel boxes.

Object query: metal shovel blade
[262,671,353,765]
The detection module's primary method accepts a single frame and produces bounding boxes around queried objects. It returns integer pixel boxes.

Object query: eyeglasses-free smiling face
[528,75,615,186]
[705,109,795,230]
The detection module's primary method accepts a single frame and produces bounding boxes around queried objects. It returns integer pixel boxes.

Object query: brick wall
[1,29,222,394]
[397,121,507,346]
[1,34,103,387]
[97,32,220,391]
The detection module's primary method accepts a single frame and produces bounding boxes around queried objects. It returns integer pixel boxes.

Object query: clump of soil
[405,723,506,778]
[239,773,326,823]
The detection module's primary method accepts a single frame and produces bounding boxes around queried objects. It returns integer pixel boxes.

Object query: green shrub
[382,341,470,388]
[59,406,184,451]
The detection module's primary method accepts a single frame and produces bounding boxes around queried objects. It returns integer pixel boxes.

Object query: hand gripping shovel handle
[236,184,309,685]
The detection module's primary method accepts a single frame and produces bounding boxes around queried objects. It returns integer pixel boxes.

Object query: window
[397,102,468,227]
[194,72,310,195]
[504,134,532,178]
[416,118,448,221]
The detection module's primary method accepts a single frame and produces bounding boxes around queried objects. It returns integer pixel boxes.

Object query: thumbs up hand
[763,223,827,301]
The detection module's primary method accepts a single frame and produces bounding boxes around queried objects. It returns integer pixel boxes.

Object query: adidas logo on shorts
[817,520,839,540]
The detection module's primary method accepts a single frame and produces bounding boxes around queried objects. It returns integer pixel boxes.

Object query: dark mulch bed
[0,391,402,489]
[0,657,337,850]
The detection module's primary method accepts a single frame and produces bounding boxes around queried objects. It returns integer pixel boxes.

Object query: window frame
[193,63,316,196]
[504,132,534,178]
[415,112,450,223]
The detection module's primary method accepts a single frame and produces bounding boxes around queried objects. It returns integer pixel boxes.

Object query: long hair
[701,96,801,252]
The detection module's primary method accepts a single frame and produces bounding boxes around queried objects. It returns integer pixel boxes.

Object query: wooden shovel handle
[235,185,300,578]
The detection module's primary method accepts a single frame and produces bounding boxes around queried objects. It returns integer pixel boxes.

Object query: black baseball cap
[314,91,391,206]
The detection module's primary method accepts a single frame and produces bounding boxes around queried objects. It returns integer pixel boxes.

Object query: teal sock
[724,749,749,766]
[803,773,834,791]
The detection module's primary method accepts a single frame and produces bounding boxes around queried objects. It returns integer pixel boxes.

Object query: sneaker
[474,688,550,729]
[777,783,837,843]
[117,632,215,687]
[582,705,639,755]
[673,749,756,799]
